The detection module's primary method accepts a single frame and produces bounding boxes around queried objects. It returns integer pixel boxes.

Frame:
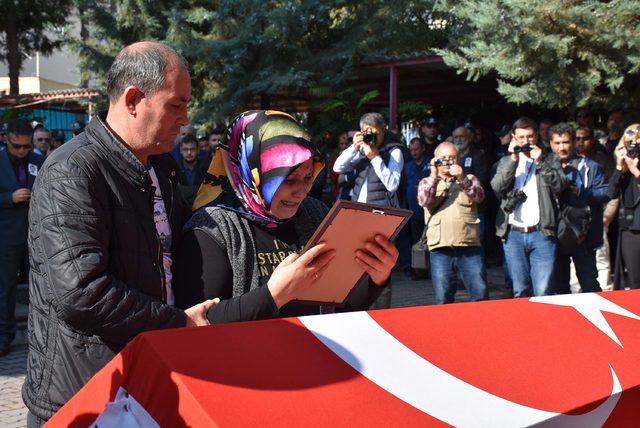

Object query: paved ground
[0,268,508,427]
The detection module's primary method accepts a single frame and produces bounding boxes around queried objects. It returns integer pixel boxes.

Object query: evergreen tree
[0,0,73,94]
[436,0,640,110]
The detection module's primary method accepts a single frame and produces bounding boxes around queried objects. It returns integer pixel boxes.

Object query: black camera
[434,159,454,167]
[627,143,640,159]
[362,132,376,144]
[503,189,528,213]
[513,144,532,155]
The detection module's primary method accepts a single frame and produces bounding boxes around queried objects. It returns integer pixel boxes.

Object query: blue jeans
[430,246,488,304]
[504,230,556,297]
[554,243,601,294]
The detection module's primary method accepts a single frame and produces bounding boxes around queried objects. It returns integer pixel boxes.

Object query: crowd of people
[0,40,638,426]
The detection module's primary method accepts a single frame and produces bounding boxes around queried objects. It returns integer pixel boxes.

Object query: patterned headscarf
[193,110,324,227]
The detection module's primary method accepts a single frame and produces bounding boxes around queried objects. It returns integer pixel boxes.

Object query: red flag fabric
[47,291,640,427]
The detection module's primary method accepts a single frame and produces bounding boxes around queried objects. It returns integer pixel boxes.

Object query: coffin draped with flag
[47,290,640,427]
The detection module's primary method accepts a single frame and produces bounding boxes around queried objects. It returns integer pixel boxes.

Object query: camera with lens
[503,189,528,214]
[362,132,376,144]
[627,143,640,159]
[513,144,532,155]
[434,158,454,167]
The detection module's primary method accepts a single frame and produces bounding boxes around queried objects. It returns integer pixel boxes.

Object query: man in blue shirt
[549,123,609,294]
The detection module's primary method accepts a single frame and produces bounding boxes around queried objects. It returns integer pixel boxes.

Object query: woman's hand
[355,235,399,287]
[615,142,629,172]
[267,242,336,309]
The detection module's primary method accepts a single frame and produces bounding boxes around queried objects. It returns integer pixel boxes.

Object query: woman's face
[269,159,314,219]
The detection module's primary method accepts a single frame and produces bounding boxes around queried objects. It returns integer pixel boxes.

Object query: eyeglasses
[36,137,51,143]
[9,142,31,150]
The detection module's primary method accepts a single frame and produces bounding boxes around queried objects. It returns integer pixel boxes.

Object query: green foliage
[435,0,640,110]
[72,0,446,133]
[0,0,73,93]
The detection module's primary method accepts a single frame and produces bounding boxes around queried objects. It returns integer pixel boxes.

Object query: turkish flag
[47,291,640,427]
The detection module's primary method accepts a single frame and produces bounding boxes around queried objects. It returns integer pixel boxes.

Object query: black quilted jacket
[22,114,189,420]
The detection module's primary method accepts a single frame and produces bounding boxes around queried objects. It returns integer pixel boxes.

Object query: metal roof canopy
[355,54,501,129]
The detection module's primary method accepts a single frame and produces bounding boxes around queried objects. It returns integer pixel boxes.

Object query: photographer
[491,117,568,297]
[333,112,405,309]
[608,124,640,289]
[549,123,608,294]
[418,142,488,304]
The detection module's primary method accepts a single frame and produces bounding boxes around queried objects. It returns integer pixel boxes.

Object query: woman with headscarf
[609,124,640,289]
[175,111,397,323]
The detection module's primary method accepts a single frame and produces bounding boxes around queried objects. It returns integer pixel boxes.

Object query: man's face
[452,127,471,152]
[409,141,425,162]
[208,133,222,151]
[198,138,210,153]
[550,132,575,161]
[434,144,458,176]
[361,124,385,147]
[33,130,51,152]
[137,66,191,155]
[338,133,349,151]
[608,112,624,136]
[8,133,32,159]
[421,123,438,140]
[539,122,551,144]
[575,128,594,156]
[513,127,537,147]
[499,133,512,145]
[576,109,594,128]
[180,124,195,138]
[180,142,198,163]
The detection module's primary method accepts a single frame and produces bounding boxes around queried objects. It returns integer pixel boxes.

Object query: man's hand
[268,243,336,309]
[184,298,220,327]
[530,145,543,164]
[429,157,438,178]
[615,142,628,172]
[625,156,640,178]
[508,138,519,162]
[449,164,465,182]
[355,235,399,286]
[12,188,31,204]
[361,142,379,160]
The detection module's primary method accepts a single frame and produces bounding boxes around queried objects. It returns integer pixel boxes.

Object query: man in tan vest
[417,142,488,304]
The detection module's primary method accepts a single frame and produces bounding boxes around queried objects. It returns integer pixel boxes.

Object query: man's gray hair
[360,112,386,130]
[106,41,189,103]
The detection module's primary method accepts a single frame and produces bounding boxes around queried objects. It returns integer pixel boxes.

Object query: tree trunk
[6,18,21,95]
[78,1,90,88]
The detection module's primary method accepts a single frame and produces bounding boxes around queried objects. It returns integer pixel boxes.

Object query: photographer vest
[424,176,481,251]
[352,140,405,207]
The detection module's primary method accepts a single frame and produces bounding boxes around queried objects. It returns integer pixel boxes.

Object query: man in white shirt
[333,112,405,308]
[333,112,405,208]
[491,117,568,297]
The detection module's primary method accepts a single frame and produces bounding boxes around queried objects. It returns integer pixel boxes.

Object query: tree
[72,0,446,130]
[0,0,73,94]
[435,0,640,110]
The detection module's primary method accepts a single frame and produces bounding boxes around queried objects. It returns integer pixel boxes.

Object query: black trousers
[0,241,26,350]
[620,230,640,289]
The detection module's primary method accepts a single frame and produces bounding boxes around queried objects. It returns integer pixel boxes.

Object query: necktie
[17,162,27,188]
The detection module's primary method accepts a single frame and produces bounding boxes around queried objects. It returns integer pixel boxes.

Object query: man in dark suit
[0,119,44,356]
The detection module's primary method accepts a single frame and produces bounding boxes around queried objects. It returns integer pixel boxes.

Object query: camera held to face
[512,144,533,155]
[434,158,455,167]
[503,189,528,214]
[362,132,376,145]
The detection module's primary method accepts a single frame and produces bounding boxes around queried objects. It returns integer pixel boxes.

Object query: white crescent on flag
[300,311,622,427]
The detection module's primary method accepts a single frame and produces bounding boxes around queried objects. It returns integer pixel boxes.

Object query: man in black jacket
[0,119,44,356]
[23,41,218,426]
